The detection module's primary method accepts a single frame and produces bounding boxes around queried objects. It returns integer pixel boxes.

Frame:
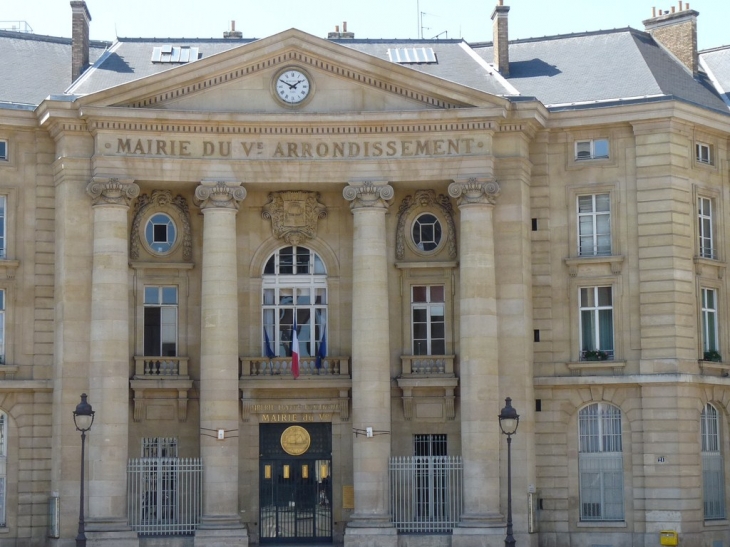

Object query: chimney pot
[231,20,236,31]
[336,25,339,32]
[343,21,347,32]
[652,6,656,17]
[678,1,683,10]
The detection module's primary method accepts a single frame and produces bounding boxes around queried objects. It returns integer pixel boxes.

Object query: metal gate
[259,423,332,543]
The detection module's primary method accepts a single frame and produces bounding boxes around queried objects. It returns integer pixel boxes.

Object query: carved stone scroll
[343,181,394,210]
[194,180,246,210]
[86,177,139,207]
[448,178,500,206]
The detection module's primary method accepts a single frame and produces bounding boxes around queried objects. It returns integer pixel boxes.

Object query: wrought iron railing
[241,356,350,377]
[389,456,462,533]
[127,457,202,535]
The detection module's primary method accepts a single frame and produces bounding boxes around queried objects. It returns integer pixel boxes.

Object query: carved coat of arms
[262,191,327,245]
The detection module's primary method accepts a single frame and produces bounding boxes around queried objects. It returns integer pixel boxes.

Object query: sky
[1,0,728,51]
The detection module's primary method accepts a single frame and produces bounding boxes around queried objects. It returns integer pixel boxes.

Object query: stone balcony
[397,355,458,421]
[130,356,194,423]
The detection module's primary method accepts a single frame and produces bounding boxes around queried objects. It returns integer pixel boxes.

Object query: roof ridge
[0,29,110,48]
[700,44,730,54]
[469,26,635,48]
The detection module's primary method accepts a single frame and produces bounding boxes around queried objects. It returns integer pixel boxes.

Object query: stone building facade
[1,2,730,547]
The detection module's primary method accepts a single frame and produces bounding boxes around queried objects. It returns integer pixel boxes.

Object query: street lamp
[73,393,95,547]
[498,397,519,547]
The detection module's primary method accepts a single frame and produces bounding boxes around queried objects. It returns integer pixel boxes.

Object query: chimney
[223,20,243,39]
[327,21,355,40]
[70,1,91,82]
[491,0,510,76]
[643,2,699,76]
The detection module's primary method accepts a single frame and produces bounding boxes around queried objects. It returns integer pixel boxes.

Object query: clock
[274,68,312,105]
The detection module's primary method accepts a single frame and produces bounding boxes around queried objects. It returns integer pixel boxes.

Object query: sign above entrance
[101,135,489,161]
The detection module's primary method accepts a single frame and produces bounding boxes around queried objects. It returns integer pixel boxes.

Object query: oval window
[145,213,177,254]
[412,213,442,252]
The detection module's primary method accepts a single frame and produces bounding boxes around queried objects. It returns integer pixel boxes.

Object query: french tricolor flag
[291,317,300,379]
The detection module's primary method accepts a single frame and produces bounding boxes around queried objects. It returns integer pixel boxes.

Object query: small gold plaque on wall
[342,485,355,509]
[280,425,311,456]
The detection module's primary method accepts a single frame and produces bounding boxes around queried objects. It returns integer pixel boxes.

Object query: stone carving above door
[262,191,327,245]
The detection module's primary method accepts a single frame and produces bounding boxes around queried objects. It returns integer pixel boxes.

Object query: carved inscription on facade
[103,136,487,160]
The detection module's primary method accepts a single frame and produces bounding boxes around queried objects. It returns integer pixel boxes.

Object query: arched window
[578,403,624,521]
[701,403,725,520]
[262,246,327,358]
[0,411,6,526]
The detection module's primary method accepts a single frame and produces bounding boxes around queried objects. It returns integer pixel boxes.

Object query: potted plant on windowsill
[582,350,610,361]
[703,350,722,363]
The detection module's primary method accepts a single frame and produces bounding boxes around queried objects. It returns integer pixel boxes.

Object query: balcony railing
[400,355,455,375]
[241,356,350,377]
[134,357,189,378]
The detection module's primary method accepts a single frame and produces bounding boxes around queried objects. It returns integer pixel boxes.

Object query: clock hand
[290,79,305,89]
[279,79,296,89]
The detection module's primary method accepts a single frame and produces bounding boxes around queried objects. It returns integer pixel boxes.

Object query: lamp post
[498,397,520,547]
[73,393,95,547]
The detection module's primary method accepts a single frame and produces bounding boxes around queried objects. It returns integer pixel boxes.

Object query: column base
[344,515,397,547]
[86,518,139,547]
[451,515,507,547]
[194,515,248,547]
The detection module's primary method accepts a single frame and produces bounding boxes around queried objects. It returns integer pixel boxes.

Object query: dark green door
[259,423,332,543]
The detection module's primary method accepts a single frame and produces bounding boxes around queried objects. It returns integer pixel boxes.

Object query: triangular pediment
[75,29,509,115]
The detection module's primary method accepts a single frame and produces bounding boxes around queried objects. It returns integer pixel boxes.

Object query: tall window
[698,197,715,259]
[0,412,6,526]
[578,194,611,256]
[578,403,624,521]
[262,246,327,358]
[144,286,178,356]
[412,286,445,355]
[696,143,712,165]
[701,403,725,520]
[0,196,6,259]
[701,288,719,356]
[0,289,5,364]
[0,141,6,161]
[580,286,614,360]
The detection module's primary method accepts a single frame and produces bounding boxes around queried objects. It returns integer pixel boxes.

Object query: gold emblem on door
[280,425,311,456]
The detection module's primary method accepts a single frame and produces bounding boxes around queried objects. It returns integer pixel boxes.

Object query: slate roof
[0,30,109,106]
[700,46,730,107]
[471,28,729,113]
[1,25,729,117]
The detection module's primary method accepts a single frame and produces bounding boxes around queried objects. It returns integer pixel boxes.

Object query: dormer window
[151,45,200,64]
[575,139,609,161]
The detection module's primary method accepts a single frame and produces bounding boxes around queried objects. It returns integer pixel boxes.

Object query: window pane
[412,308,428,323]
[263,289,275,305]
[315,288,327,304]
[431,304,444,319]
[413,286,427,302]
[162,287,178,304]
[413,323,428,339]
[431,340,446,355]
[314,255,326,274]
[430,286,444,302]
[144,287,160,305]
[144,307,161,356]
[296,247,310,274]
[594,139,609,158]
[597,287,612,306]
[581,310,595,351]
[297,288,311,305]
[431,323,445,339]
[580,288,593,307]
[414,340,428,355]
[595,193,610,212]
[279,288,293,305]
[279,247,294,274]
[578,195,594,213]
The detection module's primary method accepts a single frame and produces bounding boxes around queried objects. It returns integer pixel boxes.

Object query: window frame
[577,193,611,257]
[411,285,446,356]
[144,213,177,256]
[578,403,625,522]
[0,140,6,162]
[143,285,179,357]
[701,403,726,520]
[696,142,713,165]
[579,286,614,361]
[575,138,610,161]
[0,411,6,527]
[566,185,618,261]
[261,246,328,359]
[701,287,719,355]
[698,196,716,260]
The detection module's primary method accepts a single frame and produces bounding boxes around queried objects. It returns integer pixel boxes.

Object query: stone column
[194,181,248,547]
[449,178,504,546]
[342,181,397,547]
[85,177,140,545]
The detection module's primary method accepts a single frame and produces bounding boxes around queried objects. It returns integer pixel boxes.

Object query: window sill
[699,360,730,375]
[0,365,18,380]
[576,520,626,528]
[694,256,725,278]
[0,527,9,534]
[704,519,728,527]
[564,255,623,276]
[567,360,625,376]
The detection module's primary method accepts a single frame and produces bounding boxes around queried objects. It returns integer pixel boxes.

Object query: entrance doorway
[259,423,332,543]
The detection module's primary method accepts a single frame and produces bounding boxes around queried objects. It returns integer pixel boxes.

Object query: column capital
[86,177,139,207]
[448,178,500,206]
[195,180,247,211]
[343,181,394,211]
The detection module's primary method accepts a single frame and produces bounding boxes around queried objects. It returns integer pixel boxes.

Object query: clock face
[275,69,311,105]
